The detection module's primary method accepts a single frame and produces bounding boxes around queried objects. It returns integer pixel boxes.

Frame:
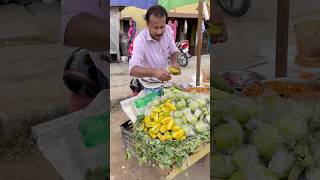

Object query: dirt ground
[0,117,63,180]
[110,109,210,180]
[0,149,62,180]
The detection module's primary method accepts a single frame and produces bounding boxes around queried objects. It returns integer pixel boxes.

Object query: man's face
[147,14,166,41]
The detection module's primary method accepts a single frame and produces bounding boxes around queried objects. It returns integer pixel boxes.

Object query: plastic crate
[120,120,134,150]
[120,120,155,166]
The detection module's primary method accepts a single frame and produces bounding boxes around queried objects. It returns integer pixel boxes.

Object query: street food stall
[32,1,210,180]
[109,1,212,179]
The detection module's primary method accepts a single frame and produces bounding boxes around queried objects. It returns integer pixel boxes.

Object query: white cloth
[184,19,188,34]
[110,8,120,59]
[203,2,210,21]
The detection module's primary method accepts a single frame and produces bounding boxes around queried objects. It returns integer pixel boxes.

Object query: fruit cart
[120,84,211,180]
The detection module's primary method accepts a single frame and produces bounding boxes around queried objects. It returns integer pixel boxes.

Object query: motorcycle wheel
[178,52,188,67]
[217,0,251,17]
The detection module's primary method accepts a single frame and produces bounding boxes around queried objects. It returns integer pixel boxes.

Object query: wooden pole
[196,0,204,86]
[275,0,290,77]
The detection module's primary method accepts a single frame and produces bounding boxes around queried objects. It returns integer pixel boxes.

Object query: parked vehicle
[176,39,191,67]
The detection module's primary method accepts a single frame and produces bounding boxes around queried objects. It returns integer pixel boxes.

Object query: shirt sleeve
[61,0,106,46]
[128,36,144,75]
[166,25,179,55]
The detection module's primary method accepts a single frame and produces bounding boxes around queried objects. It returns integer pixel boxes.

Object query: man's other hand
[171,61,181,71]
[210,20,228,44]
[211,2,228,44]
[153,69,171,81]
[218,21,228,43]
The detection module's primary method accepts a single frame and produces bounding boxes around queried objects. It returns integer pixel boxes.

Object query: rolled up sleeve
[129,36,144,75]
[166,25,179,55]
[61,0,106,45]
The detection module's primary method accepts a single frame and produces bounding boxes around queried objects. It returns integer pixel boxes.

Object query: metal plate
[218,70,266,91]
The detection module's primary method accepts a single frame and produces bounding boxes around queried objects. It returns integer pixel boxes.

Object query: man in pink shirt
[129,5,180,84]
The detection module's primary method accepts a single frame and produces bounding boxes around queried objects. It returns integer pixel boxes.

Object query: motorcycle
[176,40,191,67]
[216,0,251,17]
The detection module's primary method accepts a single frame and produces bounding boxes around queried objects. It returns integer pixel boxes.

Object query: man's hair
[145,5,168,23]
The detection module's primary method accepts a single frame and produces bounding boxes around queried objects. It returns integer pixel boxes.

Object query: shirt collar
[146,28,155,41]
[146,27,163,42]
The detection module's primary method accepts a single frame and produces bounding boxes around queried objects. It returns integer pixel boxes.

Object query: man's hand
[170,51,181,71]
[130,66,171,81]
[153,69,171,81]
[65,13,107,51]
[171,60,181,71]
[211,1,228,44]
[210,18,228,44]
[218,21,228,43]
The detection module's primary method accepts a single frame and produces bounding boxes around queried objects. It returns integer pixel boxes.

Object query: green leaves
[125,149,132,160]
[130,119,209,169]
[294,142,314,167]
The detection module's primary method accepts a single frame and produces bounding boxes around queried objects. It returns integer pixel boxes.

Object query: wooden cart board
[162,143,210,180]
